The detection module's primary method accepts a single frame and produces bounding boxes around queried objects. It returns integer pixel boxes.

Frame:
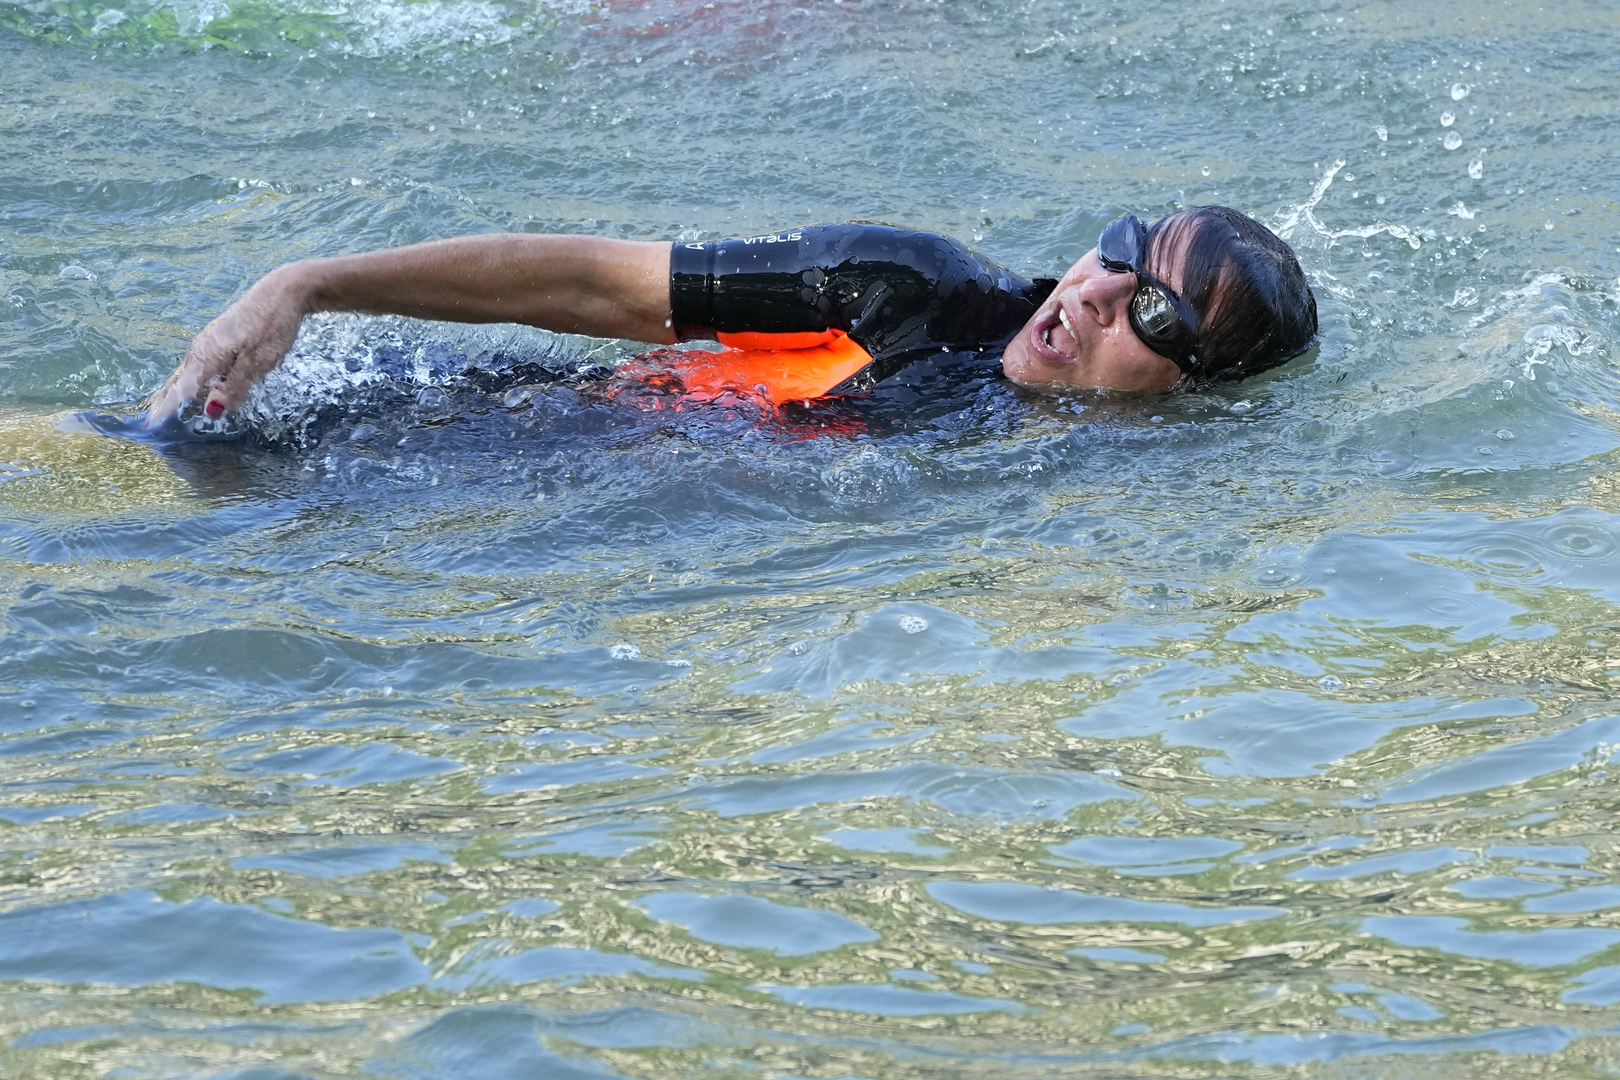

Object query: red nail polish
[204,399,224,419]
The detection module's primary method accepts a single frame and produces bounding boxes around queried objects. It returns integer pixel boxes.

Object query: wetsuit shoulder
[670,223,1052,385]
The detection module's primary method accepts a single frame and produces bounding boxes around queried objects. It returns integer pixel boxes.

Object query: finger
[203,347,255,417]
[141,364,201,427]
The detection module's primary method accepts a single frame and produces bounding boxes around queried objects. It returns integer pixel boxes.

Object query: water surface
[3,0,1620,1076]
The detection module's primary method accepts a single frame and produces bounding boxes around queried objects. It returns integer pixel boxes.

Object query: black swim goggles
[1097,213,1202,375]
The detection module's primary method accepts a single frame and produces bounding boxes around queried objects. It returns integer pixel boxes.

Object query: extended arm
[143,233,673,424]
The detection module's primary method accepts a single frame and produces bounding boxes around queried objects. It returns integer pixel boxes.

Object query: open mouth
[1028,303,1080,364]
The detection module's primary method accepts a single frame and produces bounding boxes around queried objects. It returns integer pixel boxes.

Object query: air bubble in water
[1443,132,1462,151]
[1230,400,1254,415]
[1318,675,1345,691]
[1441,111,1455,127]
[1201,166,1211,176]
[1468,158,1483,179]
[610,643,641,660]
[1496,429,1515,441]
[1451,82,1470,100]
[898,615,928,634]
[1375,125,1388,141]
[1545,220,1555,231]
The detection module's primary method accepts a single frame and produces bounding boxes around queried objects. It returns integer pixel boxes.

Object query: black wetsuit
[668,223,1055,396]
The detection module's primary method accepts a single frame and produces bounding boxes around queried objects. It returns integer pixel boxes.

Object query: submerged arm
[143,233,674,424]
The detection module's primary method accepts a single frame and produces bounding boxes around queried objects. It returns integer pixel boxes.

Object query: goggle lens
[1098,213,1201,373]
[1098,214,1145,273]
[1131,286,1181,340]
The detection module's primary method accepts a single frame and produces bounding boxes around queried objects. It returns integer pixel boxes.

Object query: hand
[142,265,312,429]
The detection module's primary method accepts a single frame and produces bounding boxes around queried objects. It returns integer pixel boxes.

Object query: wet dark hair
[1145,206,1317,382]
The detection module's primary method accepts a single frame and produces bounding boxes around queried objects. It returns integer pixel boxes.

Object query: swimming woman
[140,208,1318,429]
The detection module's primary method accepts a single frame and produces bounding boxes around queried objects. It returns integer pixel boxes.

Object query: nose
[1074,266,1137,325]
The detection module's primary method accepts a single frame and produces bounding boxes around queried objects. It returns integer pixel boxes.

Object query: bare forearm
[142,231,677,425]
[286,233,675,344]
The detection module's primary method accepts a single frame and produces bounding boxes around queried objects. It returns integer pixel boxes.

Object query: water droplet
[1545,220,1555,231]
[1440,111,1455,127]
[1201,166,1211,176]
[1496,429,1515,441]
[1318,675,1345,691]
[898,615,928,635]
[787,641,807,655]
[1451,82,1470,101]
[1443,132,1463,151]
[1230,400,1254,415]
[1375,125,1388,141]
[1375,194,1385,205]
[610,643,641,660]
[1468,157,1483,179]
[1096,767,1124,779]
[1150,415,1164,423]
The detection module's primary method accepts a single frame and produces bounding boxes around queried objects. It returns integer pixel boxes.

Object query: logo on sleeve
[741,231,804,245]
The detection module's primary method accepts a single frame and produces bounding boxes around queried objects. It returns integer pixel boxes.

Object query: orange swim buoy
[667,329,874,405]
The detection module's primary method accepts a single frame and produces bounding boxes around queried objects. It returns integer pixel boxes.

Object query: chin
[1002,348,1076,391]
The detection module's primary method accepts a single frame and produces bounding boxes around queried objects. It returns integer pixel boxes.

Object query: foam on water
[3,0,592,59]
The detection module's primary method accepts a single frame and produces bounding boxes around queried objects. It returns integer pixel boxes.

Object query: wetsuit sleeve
[669,224,1053,370]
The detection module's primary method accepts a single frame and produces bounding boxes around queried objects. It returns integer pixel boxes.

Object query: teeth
[1057,307,1076,338]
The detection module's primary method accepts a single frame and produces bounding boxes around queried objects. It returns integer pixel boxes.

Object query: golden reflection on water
[0,407,191,513]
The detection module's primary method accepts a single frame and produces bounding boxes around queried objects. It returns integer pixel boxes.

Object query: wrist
[263,259,323,317]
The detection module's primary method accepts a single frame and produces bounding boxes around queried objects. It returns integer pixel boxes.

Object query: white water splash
[58,0,594,58]
[1519,322,1588,380]
[168,0,229,37]
[1273,160,1427,250]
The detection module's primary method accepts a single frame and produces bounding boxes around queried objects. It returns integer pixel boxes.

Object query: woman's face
[1001,247,1185,394]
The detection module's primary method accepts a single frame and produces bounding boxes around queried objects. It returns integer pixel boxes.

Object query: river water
[2,0,1619,1076]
